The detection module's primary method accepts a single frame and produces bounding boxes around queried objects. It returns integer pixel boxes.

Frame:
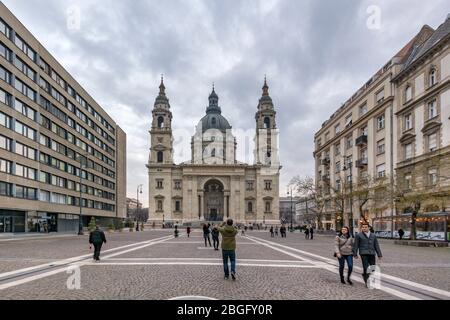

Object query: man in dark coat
[211,224,220,250]
[353,223,383,287]
[398,228,405,240]
[203,223,212,247]
[309,226,314,240]
[89,225,107,261]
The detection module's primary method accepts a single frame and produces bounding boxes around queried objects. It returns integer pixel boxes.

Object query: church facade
[147,78,281,225]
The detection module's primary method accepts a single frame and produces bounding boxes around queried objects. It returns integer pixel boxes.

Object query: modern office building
[313,15,450,238]
[0,3,126,233]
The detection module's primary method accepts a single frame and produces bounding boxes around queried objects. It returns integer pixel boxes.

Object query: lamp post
[136,184,143,231]
[343,159,353,236]
[287,186,293,231]
[77,153,88,235]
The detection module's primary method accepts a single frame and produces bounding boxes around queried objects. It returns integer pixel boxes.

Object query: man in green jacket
[218,219,238,280]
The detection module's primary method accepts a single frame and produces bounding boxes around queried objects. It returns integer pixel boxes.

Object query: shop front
[0,210,26,233]
[373,212,449,241]
[27,212,58,233]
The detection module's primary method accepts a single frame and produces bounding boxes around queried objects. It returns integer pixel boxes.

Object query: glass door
[4,217,12,233]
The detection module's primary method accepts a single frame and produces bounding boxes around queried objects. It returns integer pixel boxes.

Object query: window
[377,139,385,155]
[0,134,11,151]
[246,181,254,191]
[404,114,412,131]
[428,133,437,152]
[265,201,271,213]
[157,151,163,163]
[0,19,11,38]
[39,190,50,202]
[428,168,438,186]
[264,117,270,129]
[51,193,67,205]
[247,202,253,213]
[325,132,330,142]
[360,148,367,160]
[335,143,340,156]
[376,164,385,178]
[0,65,11,84]
[157,200,163,211]
[346,136,353,149]
[0,181,12,196]
[14,56,36,81]
[175,200,181,212]
[0,158,11,173]
[428,100,437,119]
[156,179,163,189]
[15,99,36,121]
[361,125,368,136]
[335,161,341,173]
[211,148,216,157]
[345,114,352,127]
[0,42,12,61]
[429,69,436,86]
[377,114,385,130]
[14,35,36,61]
[15,121,36,140]
[404,173,412,190]
[15,142,36,160]
[0,88,11,106]
[264,180,272,191]
[359,103,368,116]
[317,138,322,148]
[404,143,412,159]
[157,116,164,128]
[39,58,50,75]
[15,185,37,200]
[335,124,341,135]
[405,85,412,102]
[51,69,66,89]
[376,89,384,103]
[14,78,36,101]
[0,111,11,128]
[39,171,51,184]
[173,180,182,190]
[15,164,36,180]
[336,179,341,192]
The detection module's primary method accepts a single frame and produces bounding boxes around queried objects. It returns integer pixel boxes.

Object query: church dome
[198,86,232,133]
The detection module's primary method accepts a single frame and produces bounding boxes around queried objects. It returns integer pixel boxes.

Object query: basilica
[147,78,281,226]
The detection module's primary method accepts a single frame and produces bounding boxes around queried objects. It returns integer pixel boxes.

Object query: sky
[3,0,449,207]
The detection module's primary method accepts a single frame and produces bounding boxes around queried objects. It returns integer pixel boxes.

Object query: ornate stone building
[147,78,281,225]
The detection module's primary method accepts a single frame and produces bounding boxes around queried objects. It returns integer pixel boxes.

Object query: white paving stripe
[245,235,421,300]
[0,235,174,290]
[86,262,322,268]
[247,235,450,299]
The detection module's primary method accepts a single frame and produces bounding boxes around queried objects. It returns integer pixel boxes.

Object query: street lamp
[136,184,143,231]
[77,153,88,235]
[287,186,293,231]
[343,159,353,236]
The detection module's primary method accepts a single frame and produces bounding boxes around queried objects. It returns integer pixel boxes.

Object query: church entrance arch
[203,179,224,221]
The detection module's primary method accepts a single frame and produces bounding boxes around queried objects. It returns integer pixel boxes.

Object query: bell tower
[149,76,173,165]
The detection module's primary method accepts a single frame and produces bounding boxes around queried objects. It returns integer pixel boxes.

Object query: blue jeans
[338,255,353,278]
[222,250,236,276]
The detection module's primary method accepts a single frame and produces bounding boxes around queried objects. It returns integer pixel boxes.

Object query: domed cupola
[200,85,232,133]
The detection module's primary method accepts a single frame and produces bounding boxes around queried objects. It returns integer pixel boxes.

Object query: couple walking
[203,223,220,250]
[334,223,382,287]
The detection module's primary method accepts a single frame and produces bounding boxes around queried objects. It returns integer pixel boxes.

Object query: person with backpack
[89,225,107,261]
[218,219,238,280]
[211,224,220,250]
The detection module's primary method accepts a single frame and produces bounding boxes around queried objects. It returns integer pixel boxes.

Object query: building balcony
[355,134,368,146]
[355,158,368,168]
[321,157,330,166]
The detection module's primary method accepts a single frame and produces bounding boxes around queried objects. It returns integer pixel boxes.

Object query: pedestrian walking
[304,227,310,239]
[275,226,279,237]
[398,228,405,240]
[186,226,191,238]
[352,223,383,287]
[334,226,354,285]
[203,223,212,247]
[270,226,274,237]
[212,224,220,250]
[309,226,314,240]
[279,225,285,238]
[174,225,179,238]
[89,225,107,261]
[218,219,238,280]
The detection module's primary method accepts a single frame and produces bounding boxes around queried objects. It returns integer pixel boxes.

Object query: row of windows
[38,152,115,191]
[0,41,12,62]
[0,110,36,140]
[402,168,439,190]
[14,77,36,101]
[0,24,116,144]
[404,69,438,104]
[0,64,11,83]
[40,113,115,169]
[0,181,37,200]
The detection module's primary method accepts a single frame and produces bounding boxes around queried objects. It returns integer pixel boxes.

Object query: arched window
[265,201,271,213]
[157,200,163,211]
[157,116,164,128]
[211,117,216,126]
[405,85,412,102]
[248,202,253,213]
[429,69,436,86]
[211,148,216,157]
[264,117,270,129]
[157,151,163,163]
